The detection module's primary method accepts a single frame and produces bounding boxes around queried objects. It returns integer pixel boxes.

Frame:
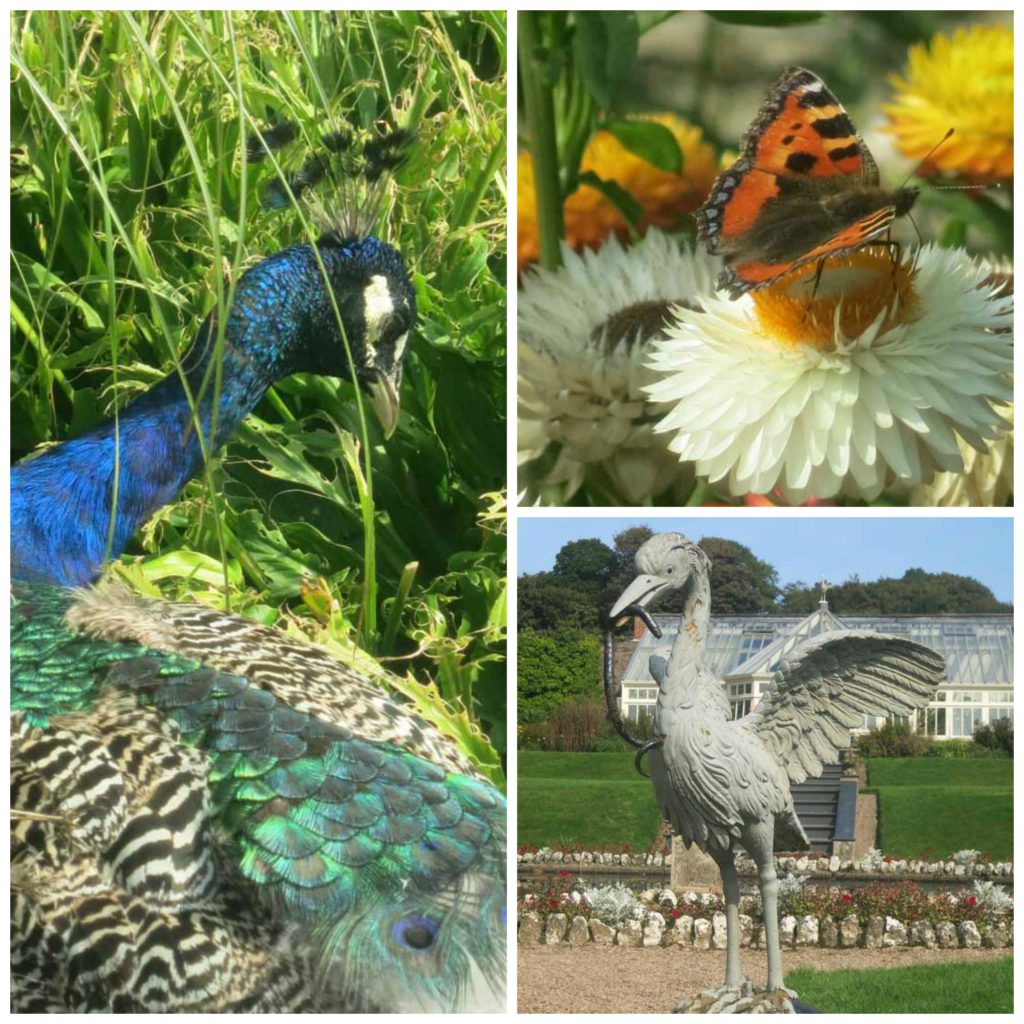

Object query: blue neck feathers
[11,236,412,587]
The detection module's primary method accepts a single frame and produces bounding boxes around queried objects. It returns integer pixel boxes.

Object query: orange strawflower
[518,113,718,273]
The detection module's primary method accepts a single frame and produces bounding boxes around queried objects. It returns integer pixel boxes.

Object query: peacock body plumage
[12,585,505,1011]
[11,139,506,1011]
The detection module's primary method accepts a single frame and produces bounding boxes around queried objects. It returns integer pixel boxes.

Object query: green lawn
[518,752,662,849]
[786,957,1013,1014]
[519,752,1014,859]
[865,758,1013,860]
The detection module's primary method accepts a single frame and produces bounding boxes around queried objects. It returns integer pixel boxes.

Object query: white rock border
[517,911,1014,950]
[516,848,1014,878]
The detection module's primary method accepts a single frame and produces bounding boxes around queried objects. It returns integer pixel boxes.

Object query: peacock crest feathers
[247,116,414,244]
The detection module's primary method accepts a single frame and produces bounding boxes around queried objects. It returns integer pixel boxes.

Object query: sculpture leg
[711,847,743,988]
[746,821,785,991]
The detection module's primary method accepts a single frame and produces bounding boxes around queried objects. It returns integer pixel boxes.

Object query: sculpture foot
[674,982,814,1014]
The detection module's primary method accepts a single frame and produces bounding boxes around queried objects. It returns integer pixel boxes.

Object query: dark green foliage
[855,720,932,759]
[972,717,1014,757]
[607,526,655,596]
[781,569,1012,615]
[552,538,617,589]
[699,537,780,614]
[857,721,1012,761]
[517,631,601,724]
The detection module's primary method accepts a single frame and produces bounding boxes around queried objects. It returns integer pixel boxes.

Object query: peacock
[10,123,507,1013]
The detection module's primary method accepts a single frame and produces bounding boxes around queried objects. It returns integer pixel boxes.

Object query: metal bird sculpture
[10,124,506,1012]
[607,533,944,995]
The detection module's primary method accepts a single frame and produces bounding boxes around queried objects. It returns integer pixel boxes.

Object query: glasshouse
[619,597,1013,739]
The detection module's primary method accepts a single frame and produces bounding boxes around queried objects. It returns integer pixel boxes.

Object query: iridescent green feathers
[11,586,506,1011]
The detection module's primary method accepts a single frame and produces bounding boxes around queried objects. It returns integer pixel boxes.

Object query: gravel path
[516,945,1011,1013]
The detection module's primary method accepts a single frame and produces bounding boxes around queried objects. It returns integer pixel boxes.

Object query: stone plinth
[670,836,722,892]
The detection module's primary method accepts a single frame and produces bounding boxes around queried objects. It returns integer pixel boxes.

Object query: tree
[608,525,655,596]
[518,572,597,633]
[779,569,1011,615]
[552,538,616,590]
[698,536,780,614]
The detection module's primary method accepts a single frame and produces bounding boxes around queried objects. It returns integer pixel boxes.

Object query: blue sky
[517,517,1013,602]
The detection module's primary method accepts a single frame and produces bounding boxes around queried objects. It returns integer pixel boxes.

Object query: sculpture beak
[366,370,401,439]
[608,573,675,621]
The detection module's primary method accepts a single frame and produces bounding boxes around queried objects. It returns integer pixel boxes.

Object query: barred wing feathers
[741,631,945,785]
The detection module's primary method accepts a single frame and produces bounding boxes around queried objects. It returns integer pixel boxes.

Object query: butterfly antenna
[898,127,955,188]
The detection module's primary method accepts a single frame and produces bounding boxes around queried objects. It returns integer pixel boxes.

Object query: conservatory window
[951,707,983,736]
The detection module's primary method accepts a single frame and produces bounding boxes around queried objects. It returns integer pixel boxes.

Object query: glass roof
[621,606,1013,687]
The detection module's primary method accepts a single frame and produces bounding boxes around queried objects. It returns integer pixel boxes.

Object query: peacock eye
[392,914,438,951]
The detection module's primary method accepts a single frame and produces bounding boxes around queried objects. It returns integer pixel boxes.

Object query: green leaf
[637,12,678,34]
[599,119,683,174]
[572,12,639,110]
[937,217,968,249]
[708,12,826,27]
[925,190,1013,253]
[578,170,645,228]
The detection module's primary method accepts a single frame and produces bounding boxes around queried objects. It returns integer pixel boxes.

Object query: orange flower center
[752,248,921,350]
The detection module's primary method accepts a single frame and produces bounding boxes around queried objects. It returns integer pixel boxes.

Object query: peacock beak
[366,370,401,439]
[608,573,675,622]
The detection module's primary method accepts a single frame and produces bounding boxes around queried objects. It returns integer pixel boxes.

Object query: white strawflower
[645,246,1012,504]
[910,403,1013,505]
[518,230,719,505]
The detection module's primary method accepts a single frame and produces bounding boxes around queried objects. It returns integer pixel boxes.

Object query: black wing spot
[781,135,795,146]
[785,152,818,174]
[828,143,861,164]
[813,113,856,140]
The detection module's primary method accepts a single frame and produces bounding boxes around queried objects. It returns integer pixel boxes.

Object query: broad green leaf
[572,12,639,110]
[599,119,683,174]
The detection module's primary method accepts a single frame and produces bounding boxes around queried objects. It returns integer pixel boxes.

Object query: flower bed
[517,873,1013,951]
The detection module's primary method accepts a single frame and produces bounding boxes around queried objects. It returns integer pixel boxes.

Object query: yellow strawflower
[886,24,1013,181]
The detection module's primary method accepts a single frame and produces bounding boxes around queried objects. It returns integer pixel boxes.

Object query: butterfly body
[697,67,919,298]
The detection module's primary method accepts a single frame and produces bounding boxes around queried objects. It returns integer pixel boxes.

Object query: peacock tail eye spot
[392,914,438,951]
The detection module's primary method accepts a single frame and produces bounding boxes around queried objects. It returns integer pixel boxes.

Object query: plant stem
[518,11,563,269]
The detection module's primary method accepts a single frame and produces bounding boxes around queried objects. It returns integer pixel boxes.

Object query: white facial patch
[362,274,395,367]
[392,331,409,365]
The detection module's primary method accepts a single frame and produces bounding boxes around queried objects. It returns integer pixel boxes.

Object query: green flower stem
[518,11,563,270]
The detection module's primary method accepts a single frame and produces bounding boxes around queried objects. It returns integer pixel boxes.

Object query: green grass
[11,11,507,781]
[785,957,1013,1014]
[865,758,1013,860]
[518,752,662,849]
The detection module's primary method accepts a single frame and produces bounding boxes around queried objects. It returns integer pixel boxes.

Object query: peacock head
[609,532,711,620]
[304,232,417,438]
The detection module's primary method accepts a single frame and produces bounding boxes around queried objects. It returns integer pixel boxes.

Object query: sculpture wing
[742,631,945,785]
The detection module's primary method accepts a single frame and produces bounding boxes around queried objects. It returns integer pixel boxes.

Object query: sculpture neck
[664,570,711,694]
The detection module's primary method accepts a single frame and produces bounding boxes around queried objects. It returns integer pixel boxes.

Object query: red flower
[883,856,893,863]
[841,893,852,903]
[671,909,682,919]
[559,869,571,877]
[966,896,978,908]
